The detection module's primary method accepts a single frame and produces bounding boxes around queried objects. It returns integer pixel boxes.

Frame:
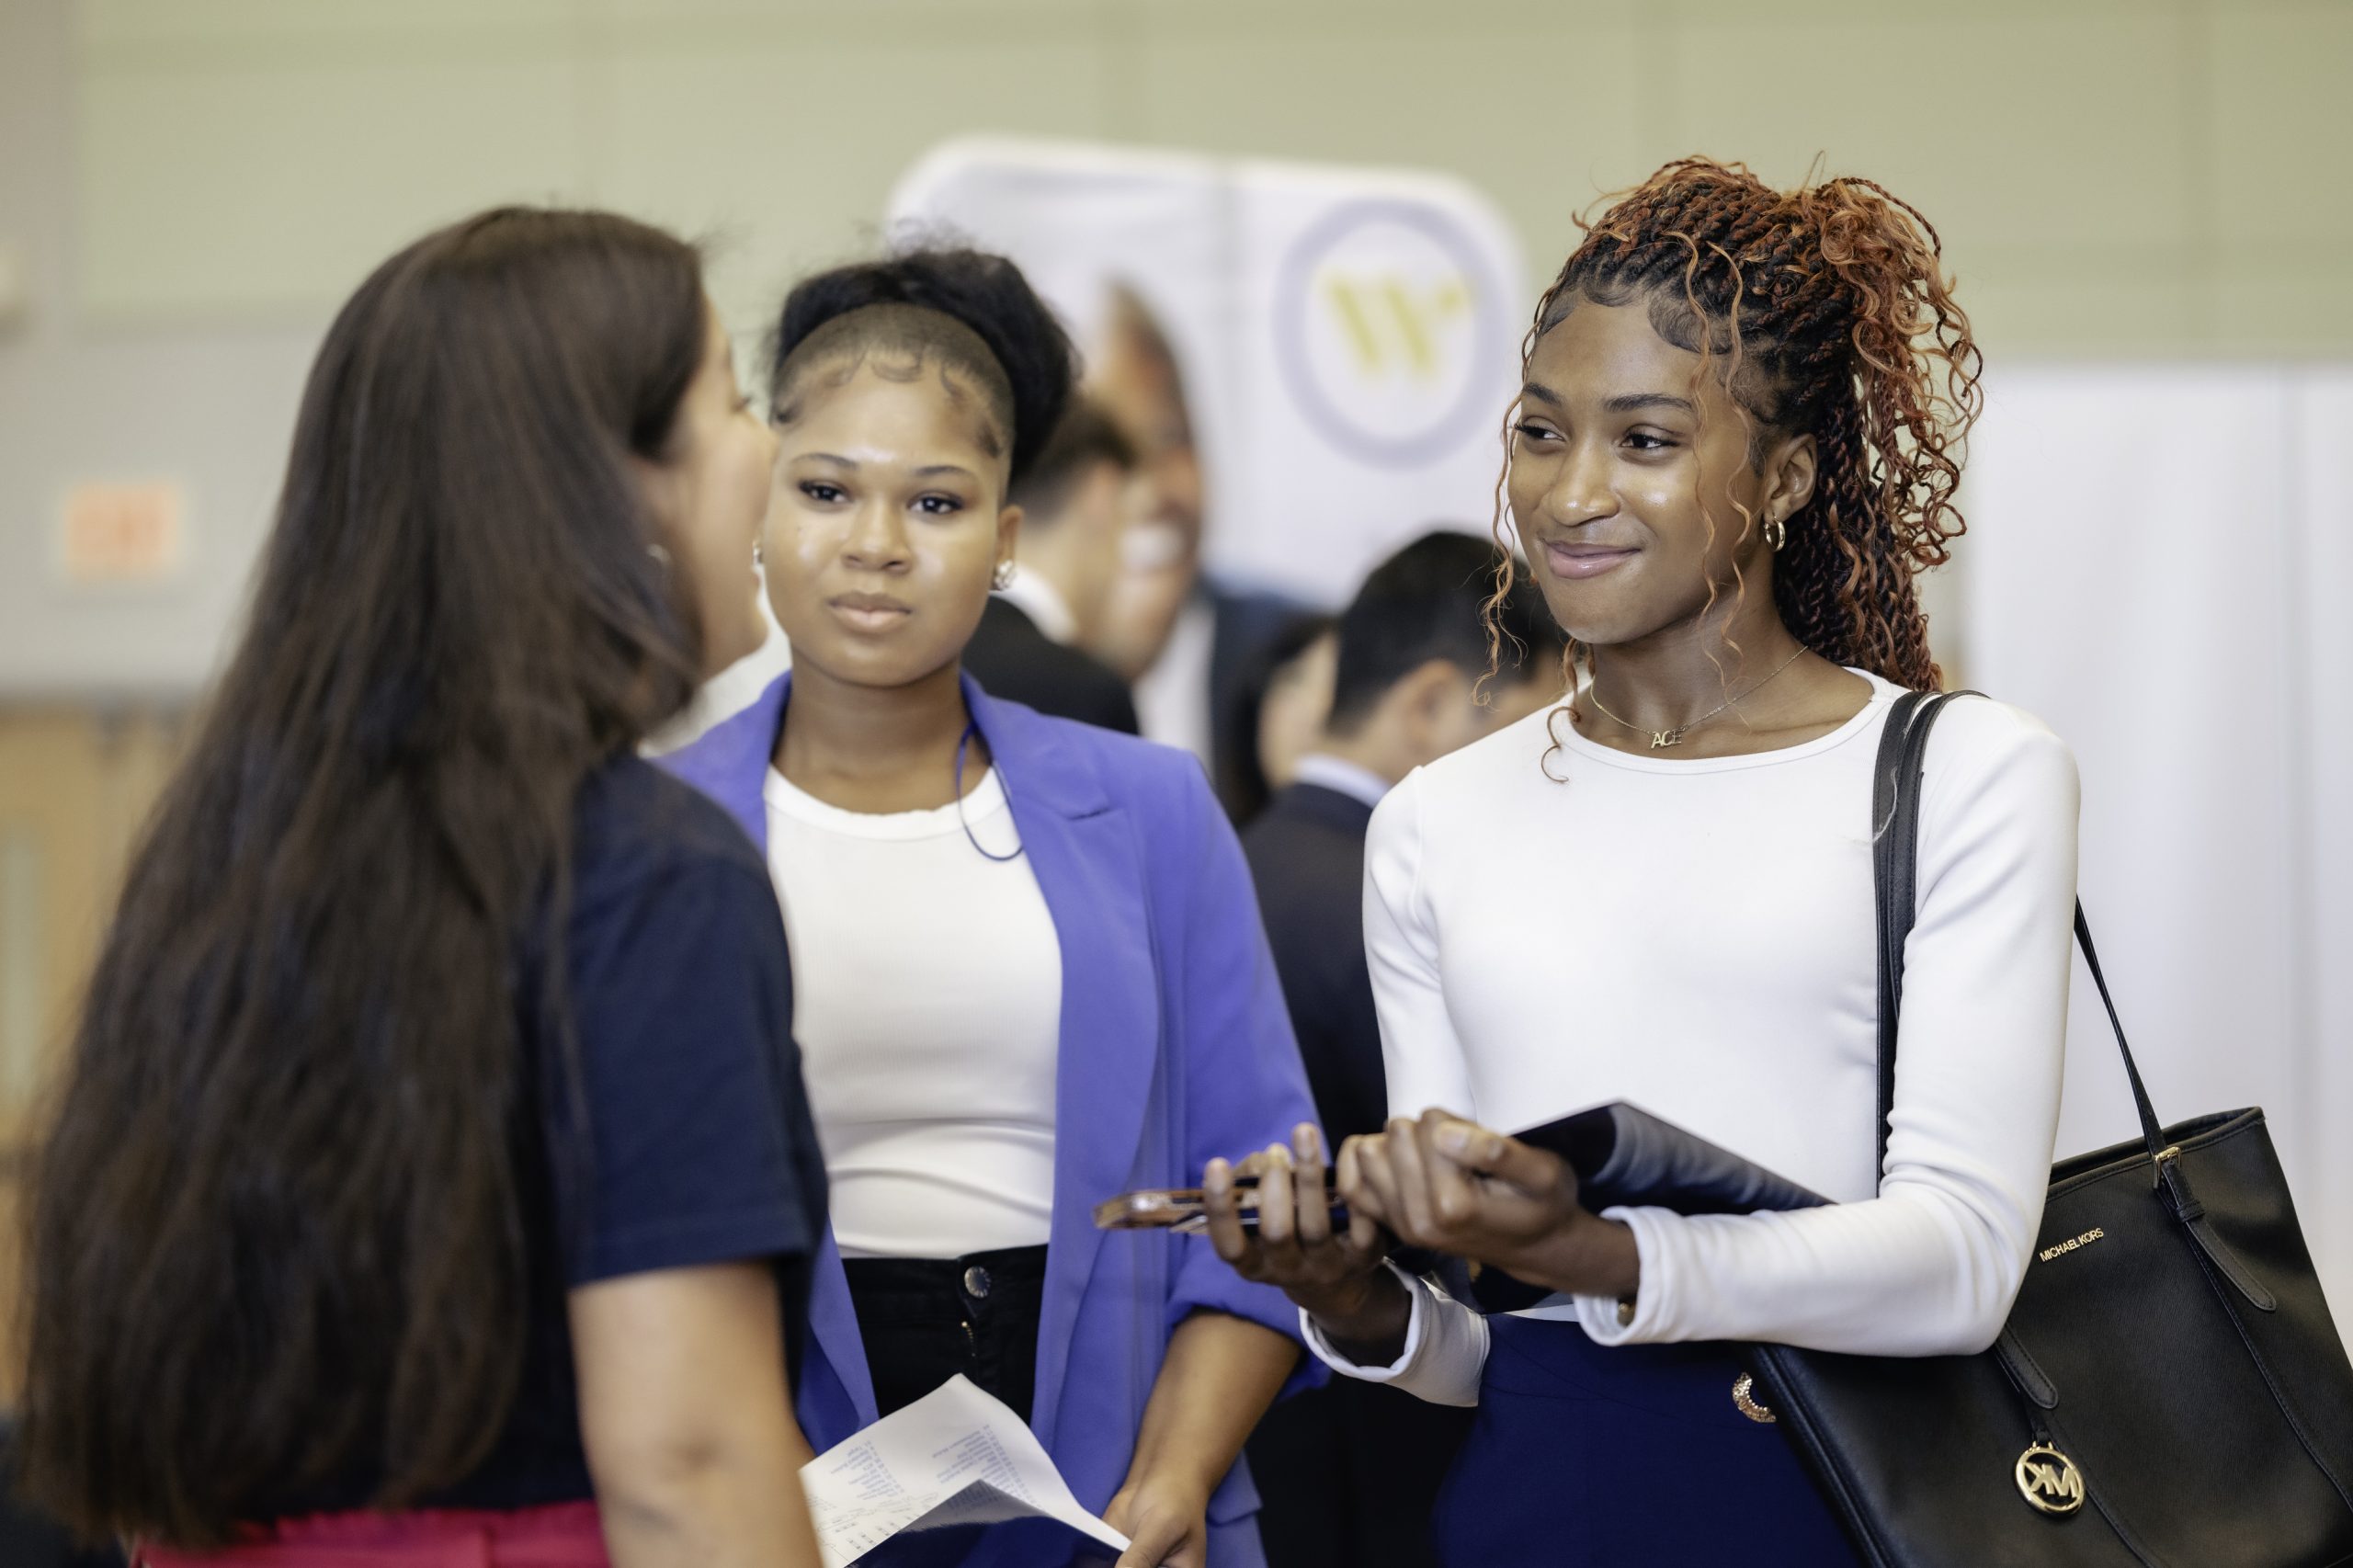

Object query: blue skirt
[1431,1315,1863,1567]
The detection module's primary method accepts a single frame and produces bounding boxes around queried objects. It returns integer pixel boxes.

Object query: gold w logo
[1321,273,1471,380]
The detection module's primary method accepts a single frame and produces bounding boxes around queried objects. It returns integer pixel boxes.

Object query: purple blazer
[658,671,1320,1567]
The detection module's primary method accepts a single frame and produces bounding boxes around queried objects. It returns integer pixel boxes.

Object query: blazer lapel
[656,671,790,853]
[964,680,1163,1450]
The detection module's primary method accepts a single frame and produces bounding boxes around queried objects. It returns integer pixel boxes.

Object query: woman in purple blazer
[660,247,1315,1568]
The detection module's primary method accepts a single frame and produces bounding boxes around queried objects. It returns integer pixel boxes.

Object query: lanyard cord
[954,720,1024,863]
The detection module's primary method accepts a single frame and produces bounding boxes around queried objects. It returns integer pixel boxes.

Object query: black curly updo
[768,246,1078,488]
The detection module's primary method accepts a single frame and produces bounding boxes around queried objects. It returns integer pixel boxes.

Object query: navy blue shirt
[285,756,825,1516]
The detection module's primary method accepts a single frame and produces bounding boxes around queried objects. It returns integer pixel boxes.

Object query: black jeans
[842,1244,1047,1424]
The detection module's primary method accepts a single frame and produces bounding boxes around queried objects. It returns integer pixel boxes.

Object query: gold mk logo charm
[2015,1443,2086,1516]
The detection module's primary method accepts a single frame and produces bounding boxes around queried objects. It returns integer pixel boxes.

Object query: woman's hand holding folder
[1201,1111,1643,1352]
[1354,1109,1642,1304]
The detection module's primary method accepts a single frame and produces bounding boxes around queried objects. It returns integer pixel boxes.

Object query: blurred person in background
[1247,619,1338,815]
[1240,531,1562,1568]
[16,210,829,1568]
[1086,286,1318,817]
[961,398,1142,733]
[658,245,1316,1568]
[1084,287,1202,691]
[1206,159,2076,1567]
[1215,613,1336,829]
[1245,531,1565,1154]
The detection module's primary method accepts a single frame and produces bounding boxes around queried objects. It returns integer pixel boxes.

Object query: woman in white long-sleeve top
[1202,157,2080,1566]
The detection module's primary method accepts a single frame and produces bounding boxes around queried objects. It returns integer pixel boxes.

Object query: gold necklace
[1584,647,1809,750]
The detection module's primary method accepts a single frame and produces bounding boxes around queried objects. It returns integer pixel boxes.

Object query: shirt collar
[994,571,1079,645]
[1290,752,1392,811]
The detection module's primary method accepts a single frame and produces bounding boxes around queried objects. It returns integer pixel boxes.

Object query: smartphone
[1093,1176,1347,1235]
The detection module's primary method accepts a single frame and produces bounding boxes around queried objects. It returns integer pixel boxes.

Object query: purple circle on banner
[1273,199,1511,470]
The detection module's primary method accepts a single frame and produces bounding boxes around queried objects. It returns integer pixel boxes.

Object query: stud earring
[1763,515,1788,552]
[992,560,1017,590]
[646,542,673,569]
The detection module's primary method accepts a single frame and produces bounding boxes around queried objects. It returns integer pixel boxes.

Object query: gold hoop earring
[992,560,1017,590]
[1763,515,1788,552]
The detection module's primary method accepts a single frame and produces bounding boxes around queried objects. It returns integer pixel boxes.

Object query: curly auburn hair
[1490,156,1983,692]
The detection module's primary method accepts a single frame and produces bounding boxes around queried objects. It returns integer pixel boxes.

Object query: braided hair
[1492,157,1982,691]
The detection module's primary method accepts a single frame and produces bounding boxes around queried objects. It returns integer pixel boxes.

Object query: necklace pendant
[1649,729,1682,749]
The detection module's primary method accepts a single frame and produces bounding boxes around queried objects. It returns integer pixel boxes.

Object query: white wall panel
[2290,371,2353,1325]
[1966,367,2351,1326]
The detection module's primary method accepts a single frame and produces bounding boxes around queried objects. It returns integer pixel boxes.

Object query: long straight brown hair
[17,208,709,1546]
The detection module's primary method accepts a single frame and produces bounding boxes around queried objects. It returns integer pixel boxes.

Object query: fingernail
[1205,1158,1228,1191]
[1435,1123,1472,1156]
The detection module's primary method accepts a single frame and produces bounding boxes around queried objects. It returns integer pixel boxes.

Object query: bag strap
[1870,691,2170,1176]
[2069,909,2171,1160]
[1869,688,1938,1162]
[1868,691,2286,1409]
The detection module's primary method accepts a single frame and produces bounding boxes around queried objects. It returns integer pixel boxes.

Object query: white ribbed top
[764,766,1060,1259]
[1308,673,2081,1403]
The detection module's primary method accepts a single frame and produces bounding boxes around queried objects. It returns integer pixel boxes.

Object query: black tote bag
[1745,689,2353,1567]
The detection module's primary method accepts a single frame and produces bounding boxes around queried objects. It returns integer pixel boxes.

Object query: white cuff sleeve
[1300,1260,1489,1406]
[1570,1206,1668,1345]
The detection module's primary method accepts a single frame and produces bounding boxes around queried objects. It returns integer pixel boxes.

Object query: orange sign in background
[57,480,187,584]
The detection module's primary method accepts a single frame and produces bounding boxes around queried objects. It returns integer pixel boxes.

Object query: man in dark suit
[961,401,1142,733]
[1241,531,1566,1568]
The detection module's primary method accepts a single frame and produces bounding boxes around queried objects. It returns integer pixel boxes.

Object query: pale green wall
[68,0,2353,351]
[4,0,2349,693]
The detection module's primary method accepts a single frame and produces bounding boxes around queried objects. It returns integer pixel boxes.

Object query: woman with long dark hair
[17,209,828,1568]
[658,246,1317,1568]
[1207,159,2080,1564]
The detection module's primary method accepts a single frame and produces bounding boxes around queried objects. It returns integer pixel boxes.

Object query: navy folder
[1461,1102,1826,1313]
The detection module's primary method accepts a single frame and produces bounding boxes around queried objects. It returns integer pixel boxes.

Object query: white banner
[888,137,1528,607]
[1963,366,2353,1329]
